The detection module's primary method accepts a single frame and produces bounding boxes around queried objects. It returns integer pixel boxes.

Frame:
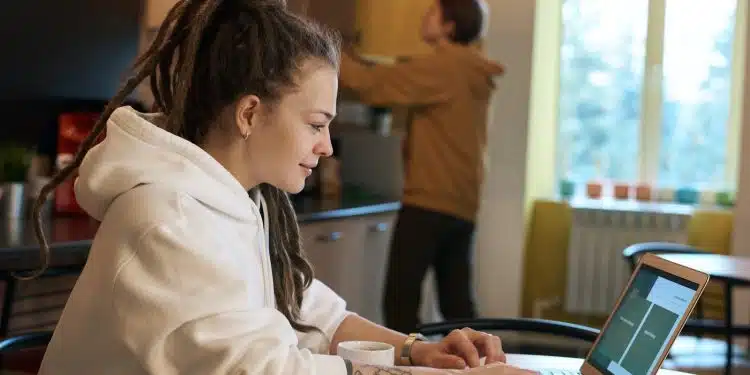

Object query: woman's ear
[235,95,261,138]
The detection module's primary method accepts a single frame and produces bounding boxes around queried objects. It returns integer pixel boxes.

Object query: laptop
[529,252,710,375]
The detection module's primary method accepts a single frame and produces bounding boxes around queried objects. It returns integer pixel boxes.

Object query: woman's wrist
[405,340,432,366]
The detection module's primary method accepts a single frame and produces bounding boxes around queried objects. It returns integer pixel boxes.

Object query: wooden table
[506,354,691,374]
[658,253,750,374]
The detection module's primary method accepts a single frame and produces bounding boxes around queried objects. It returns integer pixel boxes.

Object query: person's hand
[452,362,539,375]
[410,328,506,369]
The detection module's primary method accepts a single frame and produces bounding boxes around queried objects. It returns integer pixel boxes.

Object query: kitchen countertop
[291,187,400,222]
[0,186,400,273]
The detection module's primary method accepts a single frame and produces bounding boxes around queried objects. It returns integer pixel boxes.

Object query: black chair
[622,242,706,270]
[0,330,53,373]
[0,331,53,353]
[417,318,600,358]
[622,242,726,336]
[1,265,83,337]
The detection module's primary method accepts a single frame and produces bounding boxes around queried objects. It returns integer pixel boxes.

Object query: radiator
[563,201,691,315]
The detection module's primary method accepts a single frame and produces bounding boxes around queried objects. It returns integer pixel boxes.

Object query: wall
[525,1,562,213]
[729,0,750,332]
[0,0,145,147]
[0,0,144,101]
[472,0,537,318]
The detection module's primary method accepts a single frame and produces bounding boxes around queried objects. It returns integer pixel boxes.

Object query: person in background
[25,1,531,375]
[338,0,504,334]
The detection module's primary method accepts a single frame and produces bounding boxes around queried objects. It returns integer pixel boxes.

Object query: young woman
[339,0,504,334]
[23,1,532,375]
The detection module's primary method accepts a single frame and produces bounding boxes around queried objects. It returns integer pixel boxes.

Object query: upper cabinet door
[355,0,433,58]
[309,0,358,40]
[287,0,358,41]
[144,0,354,31]
[289,0,433,58]
[146,0,433,59]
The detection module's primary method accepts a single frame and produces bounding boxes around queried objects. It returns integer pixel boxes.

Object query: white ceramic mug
[337,341,395,367]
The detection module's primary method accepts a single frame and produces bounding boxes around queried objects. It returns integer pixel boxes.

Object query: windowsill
[561,197,732,216]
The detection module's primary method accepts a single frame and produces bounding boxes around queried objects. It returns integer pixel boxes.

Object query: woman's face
[243,60,339,194]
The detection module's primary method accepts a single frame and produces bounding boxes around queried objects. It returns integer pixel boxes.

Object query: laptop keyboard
[539,370,581,375]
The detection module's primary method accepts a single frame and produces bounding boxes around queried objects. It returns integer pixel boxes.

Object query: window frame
[555,0,748,190]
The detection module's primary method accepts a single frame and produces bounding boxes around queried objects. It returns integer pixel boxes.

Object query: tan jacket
[340,42,505,222]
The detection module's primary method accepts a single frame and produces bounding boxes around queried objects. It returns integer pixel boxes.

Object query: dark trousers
[383,205,478,334]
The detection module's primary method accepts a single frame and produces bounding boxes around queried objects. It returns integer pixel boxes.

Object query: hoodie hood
[441,42,505,98]
[75,106,255,222]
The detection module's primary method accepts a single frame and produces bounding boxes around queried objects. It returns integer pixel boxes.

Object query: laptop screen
[588,264,700,375]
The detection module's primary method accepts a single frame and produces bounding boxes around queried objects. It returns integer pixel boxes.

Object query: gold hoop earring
[242,132,250,140]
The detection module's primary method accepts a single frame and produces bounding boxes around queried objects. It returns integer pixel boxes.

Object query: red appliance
[54,113,104,215]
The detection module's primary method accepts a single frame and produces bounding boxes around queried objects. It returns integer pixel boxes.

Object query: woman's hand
[456,362,539,375]
[410,328,506,369]
[350,362,537,375]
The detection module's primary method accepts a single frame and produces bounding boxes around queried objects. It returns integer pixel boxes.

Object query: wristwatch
[400,333,428,366]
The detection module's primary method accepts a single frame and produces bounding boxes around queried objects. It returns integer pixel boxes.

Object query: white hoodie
[38,106,351,375]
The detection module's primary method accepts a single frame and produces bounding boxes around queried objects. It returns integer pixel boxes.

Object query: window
[557,0,744,191]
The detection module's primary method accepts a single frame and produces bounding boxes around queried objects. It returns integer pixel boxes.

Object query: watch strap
[400,333,427,366]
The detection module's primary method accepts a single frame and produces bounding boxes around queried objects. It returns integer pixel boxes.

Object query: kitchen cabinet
[144,0,357,37]
[143,0,432,58]
[299,212,397,324]
[287,0,358,41]
[300,217,368,317]
[355,0,433,58]
[288,0,432,58]
[360,213,396,324]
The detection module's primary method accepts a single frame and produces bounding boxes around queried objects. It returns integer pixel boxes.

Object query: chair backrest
[621,242,705,271]
[521,200,572,319]
[686,210,733,254]
[0,332,53,353]
[0,331,53,374]
[417,318,600,358]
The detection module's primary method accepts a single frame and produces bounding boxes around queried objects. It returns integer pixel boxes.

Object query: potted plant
[0,144,31,217]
